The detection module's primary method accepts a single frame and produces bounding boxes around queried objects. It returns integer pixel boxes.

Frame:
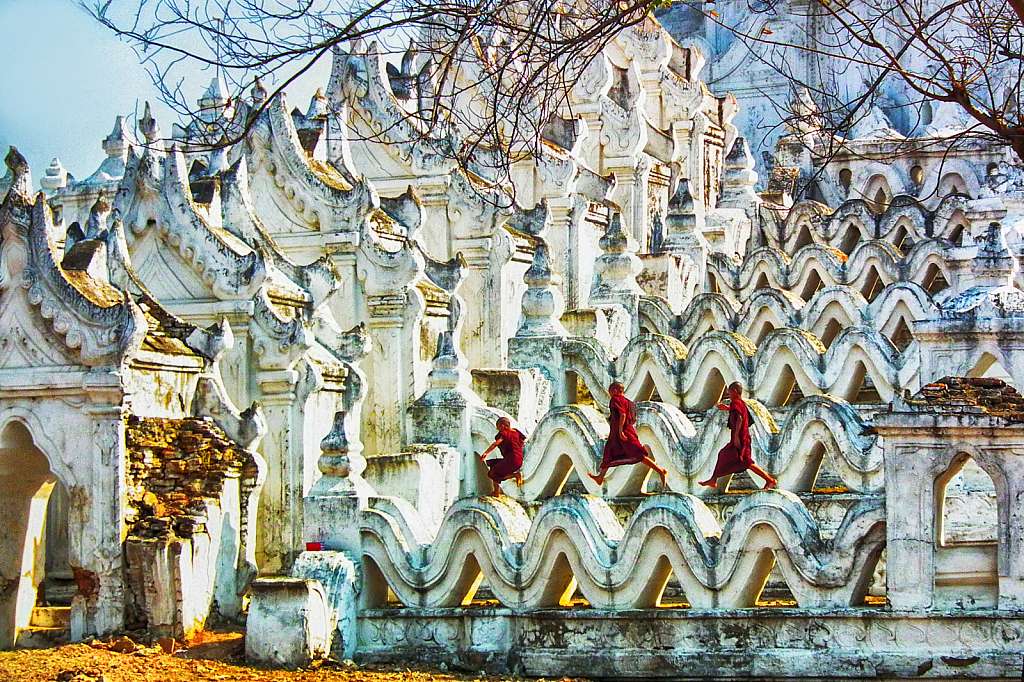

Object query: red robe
[710,398,754,479]
[486,428,526,481]
[600,394,648,468]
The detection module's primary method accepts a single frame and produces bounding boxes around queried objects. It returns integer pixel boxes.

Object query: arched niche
[933,452,998,609]
[0,420,67,648]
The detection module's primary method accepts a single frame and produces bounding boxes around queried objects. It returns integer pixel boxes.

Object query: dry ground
[0,631,579,682]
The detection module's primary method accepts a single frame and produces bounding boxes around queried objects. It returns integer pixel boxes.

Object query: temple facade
[2,8,1024,679]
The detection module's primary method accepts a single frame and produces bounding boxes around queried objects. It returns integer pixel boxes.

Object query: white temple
[1,9,1024,679]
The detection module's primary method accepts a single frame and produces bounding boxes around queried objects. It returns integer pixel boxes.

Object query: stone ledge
[357,608,1024,679]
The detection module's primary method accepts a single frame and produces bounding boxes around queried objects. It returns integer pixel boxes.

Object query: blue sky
[0,0,328,189]
[0,0,176,186]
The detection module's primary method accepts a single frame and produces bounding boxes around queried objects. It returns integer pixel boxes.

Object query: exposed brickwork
[125,415,258,540]
[907,376,1024,422]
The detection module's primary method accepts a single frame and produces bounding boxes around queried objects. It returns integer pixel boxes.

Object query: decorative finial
[138,102,161,143]
[517,241,569,338]
[40,158,69,191]
[590,211,643,304]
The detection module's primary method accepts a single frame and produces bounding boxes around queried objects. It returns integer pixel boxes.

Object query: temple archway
[0,420,67,648]
[933,452,998,609]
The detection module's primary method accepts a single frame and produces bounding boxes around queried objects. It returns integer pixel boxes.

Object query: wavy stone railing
[707,240,950,301]
[359,491,884,610]
[518,395,882,499]
[774,195,971,255]
[640,282,937,348]
[559,326,917,411]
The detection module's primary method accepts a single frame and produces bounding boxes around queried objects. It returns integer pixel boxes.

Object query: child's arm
[611,406,626,441]
[479,436,503,461]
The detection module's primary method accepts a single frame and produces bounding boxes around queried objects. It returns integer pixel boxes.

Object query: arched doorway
[0,421,69,648]
[933,453,998,609]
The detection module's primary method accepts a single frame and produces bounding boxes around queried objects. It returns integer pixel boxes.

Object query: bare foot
[698,479,717,488]
[587,472,604,485]
[515,472,523,487]
[762,478,778,490]
[658,468,668,487]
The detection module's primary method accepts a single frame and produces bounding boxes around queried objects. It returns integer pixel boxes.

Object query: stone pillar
[253,365,320,574]
[409,324,485,499]
[446,171,516,370]
[997,448,1024,610]
[509,242,571,404]
[304,411,371,553]
[883,442,942,611]
[71,400,128,640]
[364,292,422,456]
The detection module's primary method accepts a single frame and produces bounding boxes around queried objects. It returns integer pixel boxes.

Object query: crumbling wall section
[123,415,258,640]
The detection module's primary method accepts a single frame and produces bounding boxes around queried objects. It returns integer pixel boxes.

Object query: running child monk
[478,417,526,497]
[588,382,668,487]
[698,381,777,490]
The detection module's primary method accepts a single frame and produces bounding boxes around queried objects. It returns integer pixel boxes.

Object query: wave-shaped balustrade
[560,326,916,412]
[707,239,950,302]
[518,395,881,500]
[639,282,937,349]
[359,491,884,611]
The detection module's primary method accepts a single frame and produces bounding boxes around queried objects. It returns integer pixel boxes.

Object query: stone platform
[358,608,1024,680]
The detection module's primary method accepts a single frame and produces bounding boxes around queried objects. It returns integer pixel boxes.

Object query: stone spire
[103,116,132,160]
[516,241,569,338]
[309,410,372,498]
[251,79,267,110]
[590,211,643,306]
[82,117,133,185]
[420,297,479,400]
[40,158,69,191]
[718,138,761,222]
[199,75,229,123]
[138,102,161,144]
[306,88,330,120]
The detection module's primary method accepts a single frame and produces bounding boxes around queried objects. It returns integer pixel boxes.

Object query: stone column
[253,367,311,574]
[304,411,371,553]
[509,242,571,404]
[364,292,422,456]
[71,398,128,640]
[997,447,1024,610]
[884,442,943,611]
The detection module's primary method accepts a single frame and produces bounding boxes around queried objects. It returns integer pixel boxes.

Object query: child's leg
[588,467,609,485]
[640,456,668,486]
[748,463,777,489]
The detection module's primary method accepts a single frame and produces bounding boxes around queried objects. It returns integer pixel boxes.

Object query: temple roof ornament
[40,158,71,192]
[80,116,136,186]
[849,105,905,141]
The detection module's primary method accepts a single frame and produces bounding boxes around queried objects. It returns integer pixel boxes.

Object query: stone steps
[30,606,71,629]
[14,606,72,648]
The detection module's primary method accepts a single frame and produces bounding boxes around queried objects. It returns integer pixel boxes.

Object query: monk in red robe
[588,382,668,487]
[479,417,526,497]
[699,381,777,490]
